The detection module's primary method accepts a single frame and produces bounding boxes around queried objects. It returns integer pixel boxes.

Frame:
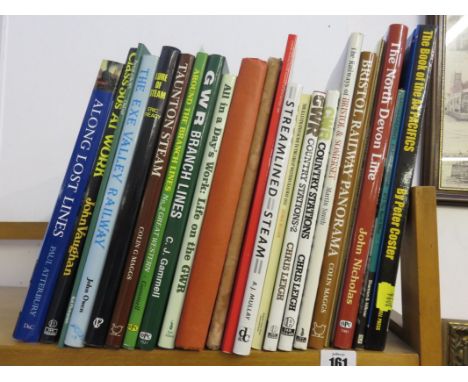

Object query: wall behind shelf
[1,16,466,321]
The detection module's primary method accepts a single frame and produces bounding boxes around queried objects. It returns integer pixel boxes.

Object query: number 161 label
[320,349,357,366]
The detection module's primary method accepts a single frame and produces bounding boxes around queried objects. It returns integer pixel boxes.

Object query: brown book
[175,58,268,350]
[105,54,194,348]
[205,58,281,350]
[309,51,378,349]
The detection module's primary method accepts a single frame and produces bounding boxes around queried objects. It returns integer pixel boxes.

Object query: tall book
[13,60,122,342]
[306,51,378,350]
[273,92,328,352]
[40,52,134,344]
[84,46,181,347]
[233,83,302,356]
[136,55,227,349]
[122,52,208,350]
[221,35,297,353]
[293,91,340,349]
[364,25,436,351]
[175,58,268,350]
[58,45,148,347]
[206,58,281,350]
[159,73,236,349]
[63,51,158,348]
[105,54,194,348]
[329,24,408,350]
[260,93,311,351]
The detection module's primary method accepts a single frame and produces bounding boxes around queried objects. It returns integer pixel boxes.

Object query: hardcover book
[175,58,268,351]
[13,59,122,342]
[40,51,135,344]
[63,51,158,348]
[85,46,181,347]
[105,53,194,348]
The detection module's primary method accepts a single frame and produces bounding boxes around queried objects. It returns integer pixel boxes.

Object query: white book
[294,32,363,350]
[157,74,236,349]
[262,92,324,351]
[278,91,338,351]
[232,83,302,356]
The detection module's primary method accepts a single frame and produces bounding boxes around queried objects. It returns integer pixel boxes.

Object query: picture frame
[423,15,468,204]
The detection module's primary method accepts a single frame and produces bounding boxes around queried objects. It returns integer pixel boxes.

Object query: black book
[364,25,436,350]
[84,46,181,347]
[40,49,136,343]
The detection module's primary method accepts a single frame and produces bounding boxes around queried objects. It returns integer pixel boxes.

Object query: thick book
[306,32,363,350]
[260,94,311,351]
[159,73,236,349]
[364,25,436,351]
[275,92,328,352]
[40,51,135,344]
[58,45,148,347]
[329,24,408,350]
[206,58,281,351]
[293,91,340,349]
[233,83,302,356]
[85,46,181,347]
[13,59,122,342]
[105,54,194,348]
[307,51,378,350]
[63,51,158,348]
[221,35,297,353]
[136,54,227,350]
[122,52,208,350]
[175,58,268,351]
[354,90,406,348]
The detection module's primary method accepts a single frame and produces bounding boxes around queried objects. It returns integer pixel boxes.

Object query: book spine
[293,90,340,349]
[105,54,194,348]
[206,58,281,351]
[307,32,363,350]
[175,58,267,351]
[40,53,133,344]
[233,83,302,356]
[302,52,377,351]
[13,60,122,342]
[364,25,436,350]
[123,52,208,350]
[158,73,236,349]
[57,45,147,348]
[221,35,297,353]
[136,55,226,350]
[63,53,158,348]
[275,92,330,352]
[328,25,407,350]
[260,94,311,351]
[84,46,181,347]
[353,90,405,347]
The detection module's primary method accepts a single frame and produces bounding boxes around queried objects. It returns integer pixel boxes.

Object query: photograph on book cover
[424,15,468,204]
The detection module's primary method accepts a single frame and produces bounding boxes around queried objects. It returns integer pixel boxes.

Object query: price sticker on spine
[320,349,357,366]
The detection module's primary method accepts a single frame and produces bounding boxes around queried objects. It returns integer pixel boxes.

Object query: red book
[333,24,408,349]
[221,34,297,353]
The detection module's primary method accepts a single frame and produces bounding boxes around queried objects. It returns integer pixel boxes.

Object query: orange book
[175,58,268,350]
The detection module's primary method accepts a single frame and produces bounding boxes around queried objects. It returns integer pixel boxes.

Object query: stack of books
[13,23,436,355]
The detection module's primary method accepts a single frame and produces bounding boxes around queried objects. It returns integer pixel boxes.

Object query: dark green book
[137,54,227,349]
[122,52,209,349]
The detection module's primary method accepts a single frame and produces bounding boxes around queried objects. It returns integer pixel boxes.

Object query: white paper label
[320,349,357,366]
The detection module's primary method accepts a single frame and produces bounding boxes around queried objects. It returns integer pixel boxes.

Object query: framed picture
[423,15,468,204]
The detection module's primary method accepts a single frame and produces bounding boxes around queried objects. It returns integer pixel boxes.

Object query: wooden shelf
[0,287,418,366]
[0,187,442,365]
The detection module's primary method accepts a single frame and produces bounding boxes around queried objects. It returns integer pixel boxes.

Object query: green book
[137,54,227,350]
[57,43,148,347]
[122,52,209,349]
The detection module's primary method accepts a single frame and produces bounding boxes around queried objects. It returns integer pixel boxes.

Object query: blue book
[13,60,123,342]
[63,53,158,348]
[364,24,436,350]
